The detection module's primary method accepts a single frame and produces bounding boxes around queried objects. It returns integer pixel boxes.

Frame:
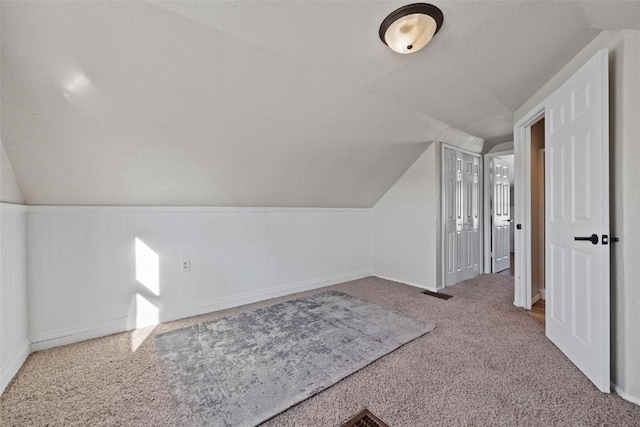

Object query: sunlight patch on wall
[135,293,159,328]
[135,237,160,295]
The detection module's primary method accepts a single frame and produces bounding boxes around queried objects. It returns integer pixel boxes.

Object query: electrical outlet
[182,260,190,272]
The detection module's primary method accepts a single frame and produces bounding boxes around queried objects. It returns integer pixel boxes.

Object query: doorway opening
[529,118,545,324]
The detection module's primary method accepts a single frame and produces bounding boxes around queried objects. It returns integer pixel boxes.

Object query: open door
[545,49,609,392]
[492,157,511,272]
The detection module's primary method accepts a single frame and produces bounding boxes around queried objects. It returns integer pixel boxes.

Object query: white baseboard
[373,275,439,293]
[612,382,640,406]
[160,270,373,327]
[31,317,136,351]
[30,270,373,351]
[531,293,541,305]
[0,339,30,395]
[539,288,546,300]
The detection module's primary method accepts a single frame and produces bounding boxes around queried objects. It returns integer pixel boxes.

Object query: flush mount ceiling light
[379,3,443,54]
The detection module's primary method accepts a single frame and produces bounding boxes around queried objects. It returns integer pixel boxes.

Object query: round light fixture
[379,3,443,54]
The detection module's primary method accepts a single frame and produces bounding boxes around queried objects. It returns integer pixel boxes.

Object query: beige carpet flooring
[2,275,639,426]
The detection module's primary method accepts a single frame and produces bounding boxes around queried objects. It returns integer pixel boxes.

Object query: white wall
[1,139,25,204]
[514,30,640,404]
[0,143,29,394]
[486,141,514,155]
[0,204,29,394]
[373,143,440,291]
[27,207,373,350]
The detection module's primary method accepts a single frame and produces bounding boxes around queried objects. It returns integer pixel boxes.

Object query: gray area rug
[155,291,434,427]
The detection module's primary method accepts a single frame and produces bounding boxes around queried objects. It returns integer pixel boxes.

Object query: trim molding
[0,339,30,395]
[162,270,372,323]
[513,100,545,309]
[374,275,438,293]
[531,293,541,305]
[26,205,371,214]
[0,203,28,213]
[440,142,482,157]
[31,270,373,351]
[612,382,640,406]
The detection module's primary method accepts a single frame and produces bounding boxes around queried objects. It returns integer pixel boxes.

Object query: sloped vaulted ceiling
[1,1,639,207]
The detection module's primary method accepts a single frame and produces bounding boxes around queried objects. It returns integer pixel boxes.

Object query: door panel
[463,154,480,279]
[444,148,459,287]
[492,158,511,272]
[545,49,609,392]
[549,244,565,323]
[456,154,464,283]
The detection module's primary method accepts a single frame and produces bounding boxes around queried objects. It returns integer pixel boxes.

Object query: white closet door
[444,148,461,287]
[444,148,481,287]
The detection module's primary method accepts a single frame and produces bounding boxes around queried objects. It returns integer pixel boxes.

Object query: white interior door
[463,154,480,279]
[444,148,481,287]
[492,157,511,272]
[444,148,464,286]
[545,49,609,392]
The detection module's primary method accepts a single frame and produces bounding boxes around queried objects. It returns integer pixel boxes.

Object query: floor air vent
[421,290,453,300]
[342,409,389,427]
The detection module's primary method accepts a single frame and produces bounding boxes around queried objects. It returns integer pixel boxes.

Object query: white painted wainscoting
[27,207,373,350]
[0,204,29,394]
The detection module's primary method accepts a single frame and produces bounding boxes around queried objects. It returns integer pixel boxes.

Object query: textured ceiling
[1,1,639,206]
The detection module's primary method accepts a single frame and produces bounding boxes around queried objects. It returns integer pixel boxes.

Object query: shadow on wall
[129,238,160,352]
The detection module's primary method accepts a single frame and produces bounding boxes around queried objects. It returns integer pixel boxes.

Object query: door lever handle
[574,234,599,245]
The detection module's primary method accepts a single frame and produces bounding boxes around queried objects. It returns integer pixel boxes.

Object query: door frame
[482,149,514,275]
[440,143,484,288]
[514,103,545,309]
